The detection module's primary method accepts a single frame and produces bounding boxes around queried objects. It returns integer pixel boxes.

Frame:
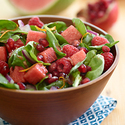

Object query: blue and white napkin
[0,95,117,125]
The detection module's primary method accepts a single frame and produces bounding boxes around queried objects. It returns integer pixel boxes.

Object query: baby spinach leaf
[82,34,93,46]
[54,31,69,45]
[72,18,87,35]
[37,80,69,90]
[72,71,82,87]
[84,50,97,66]
[45,21,67,33]
[85,54,104,80]
[0,20,17,30]
[8,46,32,68]
[44,25,66,58]
[0,74,19,89]
[0,27,28,43]
[36,76,48,90]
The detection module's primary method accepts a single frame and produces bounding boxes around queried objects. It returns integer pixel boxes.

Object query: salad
[0,16,119,90]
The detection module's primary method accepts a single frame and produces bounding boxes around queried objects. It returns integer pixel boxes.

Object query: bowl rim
[0,15,119,94]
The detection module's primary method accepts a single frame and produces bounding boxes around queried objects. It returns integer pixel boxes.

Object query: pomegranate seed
[36,44,44,52]
[37,55,43,61]
[102,46,110,52]
[47,76,58,84]
[17,82,26,90]
[52,70,59,77]
[86,66,92,72]
[39,38,49,47]
[81,78,90,84]
[72,40,80,47]
[48,62,57,73]
[58,72,66,77]
[0,60,9,76]
[79,47,88,54]
[7,38,14,49]
[78,64,87,73]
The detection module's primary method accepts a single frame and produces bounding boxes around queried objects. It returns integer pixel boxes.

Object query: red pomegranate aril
[102,46,110,52]
[48,62,57,73]
[86,66,92,72]
[0,60,9,76]
[72,40,80,47]
[36,44,44,52]
[7,38,14,49]
[81,77,90,84]
[78,64,87,73]
[37,54,43,61]
[39,38,49,47]
[17,82,26,90]
[52,70,58,77]
[79,47,88,54]
[5,44,12,53]
[58,72,66,77]
[47,76,58,84]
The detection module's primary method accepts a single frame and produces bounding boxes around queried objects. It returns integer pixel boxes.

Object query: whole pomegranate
[77,0,119,31]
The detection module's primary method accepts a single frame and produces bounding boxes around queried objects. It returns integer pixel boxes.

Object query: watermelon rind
[8,0,75,15]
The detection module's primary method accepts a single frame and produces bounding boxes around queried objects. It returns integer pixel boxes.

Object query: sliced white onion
[87,29,99,36]
[20,24,31,32]
[6,74,14,84]
[22,50,36,64]
[18,20,24,28]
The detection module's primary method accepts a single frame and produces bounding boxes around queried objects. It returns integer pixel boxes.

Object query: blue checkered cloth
[0,95,117,125]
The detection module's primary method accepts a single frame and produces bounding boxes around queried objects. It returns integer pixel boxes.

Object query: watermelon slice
[26,30,46,44]
[70,50,86,66]
[24,64,48,85]
[61,25,82,45]
[39,47,57,63]
[10,66,26,83]
[8,0,75,15]
[0,46,7,62]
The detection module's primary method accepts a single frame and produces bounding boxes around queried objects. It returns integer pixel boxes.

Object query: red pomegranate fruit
[77,0,119,31]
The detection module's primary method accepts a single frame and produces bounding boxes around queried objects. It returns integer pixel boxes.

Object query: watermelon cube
[70,50,86,66]
[26,30,46,44]
[39,47,57,63]
[0,46,7,62]
[24,64,48,85]
[10,66,26,83]
[61,25,82,45]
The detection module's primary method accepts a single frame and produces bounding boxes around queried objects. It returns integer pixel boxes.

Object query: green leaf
[72,71,82,87]
[0,27,28,43]
[85,54,104,80]
[84,50,97,66]
[0,74,19,89]
[8,46,31,68]
[37,80,69,90]
[0,20,17,30]
[44,25,66,58]
[72,18,87,35]
[46,21,67,33]
[54,31,69,45]
[36,76,48,90]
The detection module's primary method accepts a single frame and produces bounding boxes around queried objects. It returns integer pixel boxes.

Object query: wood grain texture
[0,0,124,124]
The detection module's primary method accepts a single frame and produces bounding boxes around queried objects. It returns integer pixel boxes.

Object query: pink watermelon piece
[10,66,26,83]
[61,25,82,45]
[26,30,46,44]
[24,64,48,85]
[70,50,86,66]
[39,47,57,63]
[0,46,7,62]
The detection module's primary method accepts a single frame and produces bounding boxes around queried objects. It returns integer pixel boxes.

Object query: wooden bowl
[0,15,119,125]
